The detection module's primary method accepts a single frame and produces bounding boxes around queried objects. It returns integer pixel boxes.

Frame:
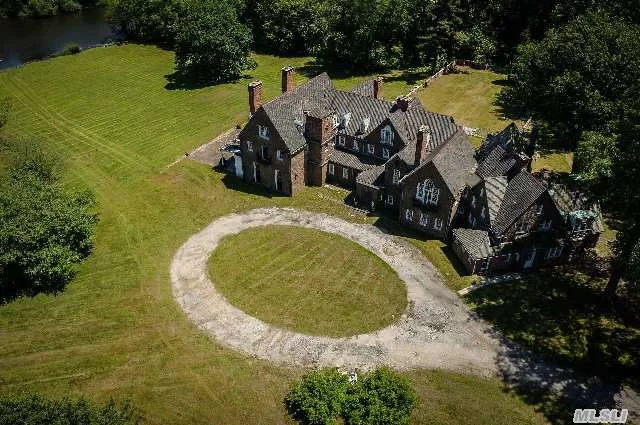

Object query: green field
[0,45,547,424]
[209,225,407,336]
[418,66,511,134]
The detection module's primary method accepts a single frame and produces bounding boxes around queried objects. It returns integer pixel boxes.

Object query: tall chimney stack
[373,76,383,100]
[395,96,410,112]
[415,125,432,165]
[281,66,295,94]
[248,81,263,115]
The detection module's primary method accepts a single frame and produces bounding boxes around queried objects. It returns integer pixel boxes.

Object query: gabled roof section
[491,170,547,235]
[477,122,530,162]
[350,79,375,98]
[261,73,336,152]
[452,228,494,260]
[475,144,519,179]
[484,176,509,225]
[400,128,476,196]
[356,164,386,188]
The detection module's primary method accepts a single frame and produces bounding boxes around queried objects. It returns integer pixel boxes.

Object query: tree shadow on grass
[465,269,640,422]
[164,70,252,91]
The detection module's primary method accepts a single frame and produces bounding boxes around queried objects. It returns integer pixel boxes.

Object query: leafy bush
[109,0,186,46]
[284,369,350,425]
[0,143,98,302]
[284,368,416,425]
[343,368,416,425]
[174,0,255,83]
[60,43,82,56]
[0,393,138,424]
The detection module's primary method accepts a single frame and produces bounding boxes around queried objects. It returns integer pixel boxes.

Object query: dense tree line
[501,12,640,302]
[0,393,138,424]
[0,0,103,18]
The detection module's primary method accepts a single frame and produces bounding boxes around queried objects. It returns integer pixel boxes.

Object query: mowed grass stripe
[209,225,407,336]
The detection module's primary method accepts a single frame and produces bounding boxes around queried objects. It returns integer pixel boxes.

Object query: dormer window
[337,135,345,147]
[381,125,394,145]
[341,112,352,128]
[416,178,440,206]
[331,114,339,128]
[393,169,401,184]
[359,117,371,134]
[258,125,270,140]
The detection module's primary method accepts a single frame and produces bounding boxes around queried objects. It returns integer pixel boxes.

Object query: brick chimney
[395,96,410,112]
[415,125,432,165]
[248,81,263,115]
[373,76,383,100]
[281,66,295,94]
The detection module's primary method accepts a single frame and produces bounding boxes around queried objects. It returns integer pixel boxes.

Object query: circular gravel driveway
[171,207,501,374]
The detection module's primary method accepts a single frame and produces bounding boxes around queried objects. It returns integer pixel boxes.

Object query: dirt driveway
[170,207,502,374]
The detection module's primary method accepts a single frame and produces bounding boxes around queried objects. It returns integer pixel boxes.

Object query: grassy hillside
[0,44,546,424]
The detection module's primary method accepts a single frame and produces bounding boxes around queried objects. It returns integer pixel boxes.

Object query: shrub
[0,393,138,424]
[343,368,416,425]
[284,369,350,425]
[284,368,416,425]
[61,43,82,55]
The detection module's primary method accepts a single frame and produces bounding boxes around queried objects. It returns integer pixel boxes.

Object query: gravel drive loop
[171,207,502,373]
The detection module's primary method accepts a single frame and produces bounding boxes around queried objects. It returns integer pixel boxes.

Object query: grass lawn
[465,271,640,378]
[531,150,574,174]
[209,225,406,336]
[417,66,512,134]
[0,44,548,424]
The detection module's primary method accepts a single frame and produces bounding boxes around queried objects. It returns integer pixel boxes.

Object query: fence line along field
[0,44,546,424]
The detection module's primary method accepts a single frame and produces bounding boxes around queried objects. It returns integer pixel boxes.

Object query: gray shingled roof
[477,122,530,162]
[491,170,547,235]
[484,176,509,225]
[475,144,519,179]
[261,73,336,153]
[350,80,375,98]
[452,228,494,259]
[356,165,385,187]
[329,149,381,172]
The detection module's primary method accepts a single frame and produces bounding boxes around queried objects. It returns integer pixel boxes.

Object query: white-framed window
[481,188,486,197]
[386,194,394,206]
[545,246,563,259]
[405,209,414,222]
[419,213,428,227]
[246,140,253,152]
[380,125,394,145]
[342,167,349,179]
[258,125,269,140]
[505,253,512,263]
[328,163,334,175]
[540,219,552,231]
[536,204,544,215]
[471,195,477,208]
[382,148,390,159]
[392,169,401,184]
[337,135,346,147]
[433,217,443,231]
[276,150,284,161]
[353,140,360,151]
[480,206,486,220]
[415,179,440,206]
[331,114,339,128]
[367,144,375,154]
[261,144,269,160]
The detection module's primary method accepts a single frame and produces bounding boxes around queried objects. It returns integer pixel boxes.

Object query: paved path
[171,207,502,374]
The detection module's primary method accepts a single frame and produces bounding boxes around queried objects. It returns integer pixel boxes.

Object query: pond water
[0,8,115,70]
